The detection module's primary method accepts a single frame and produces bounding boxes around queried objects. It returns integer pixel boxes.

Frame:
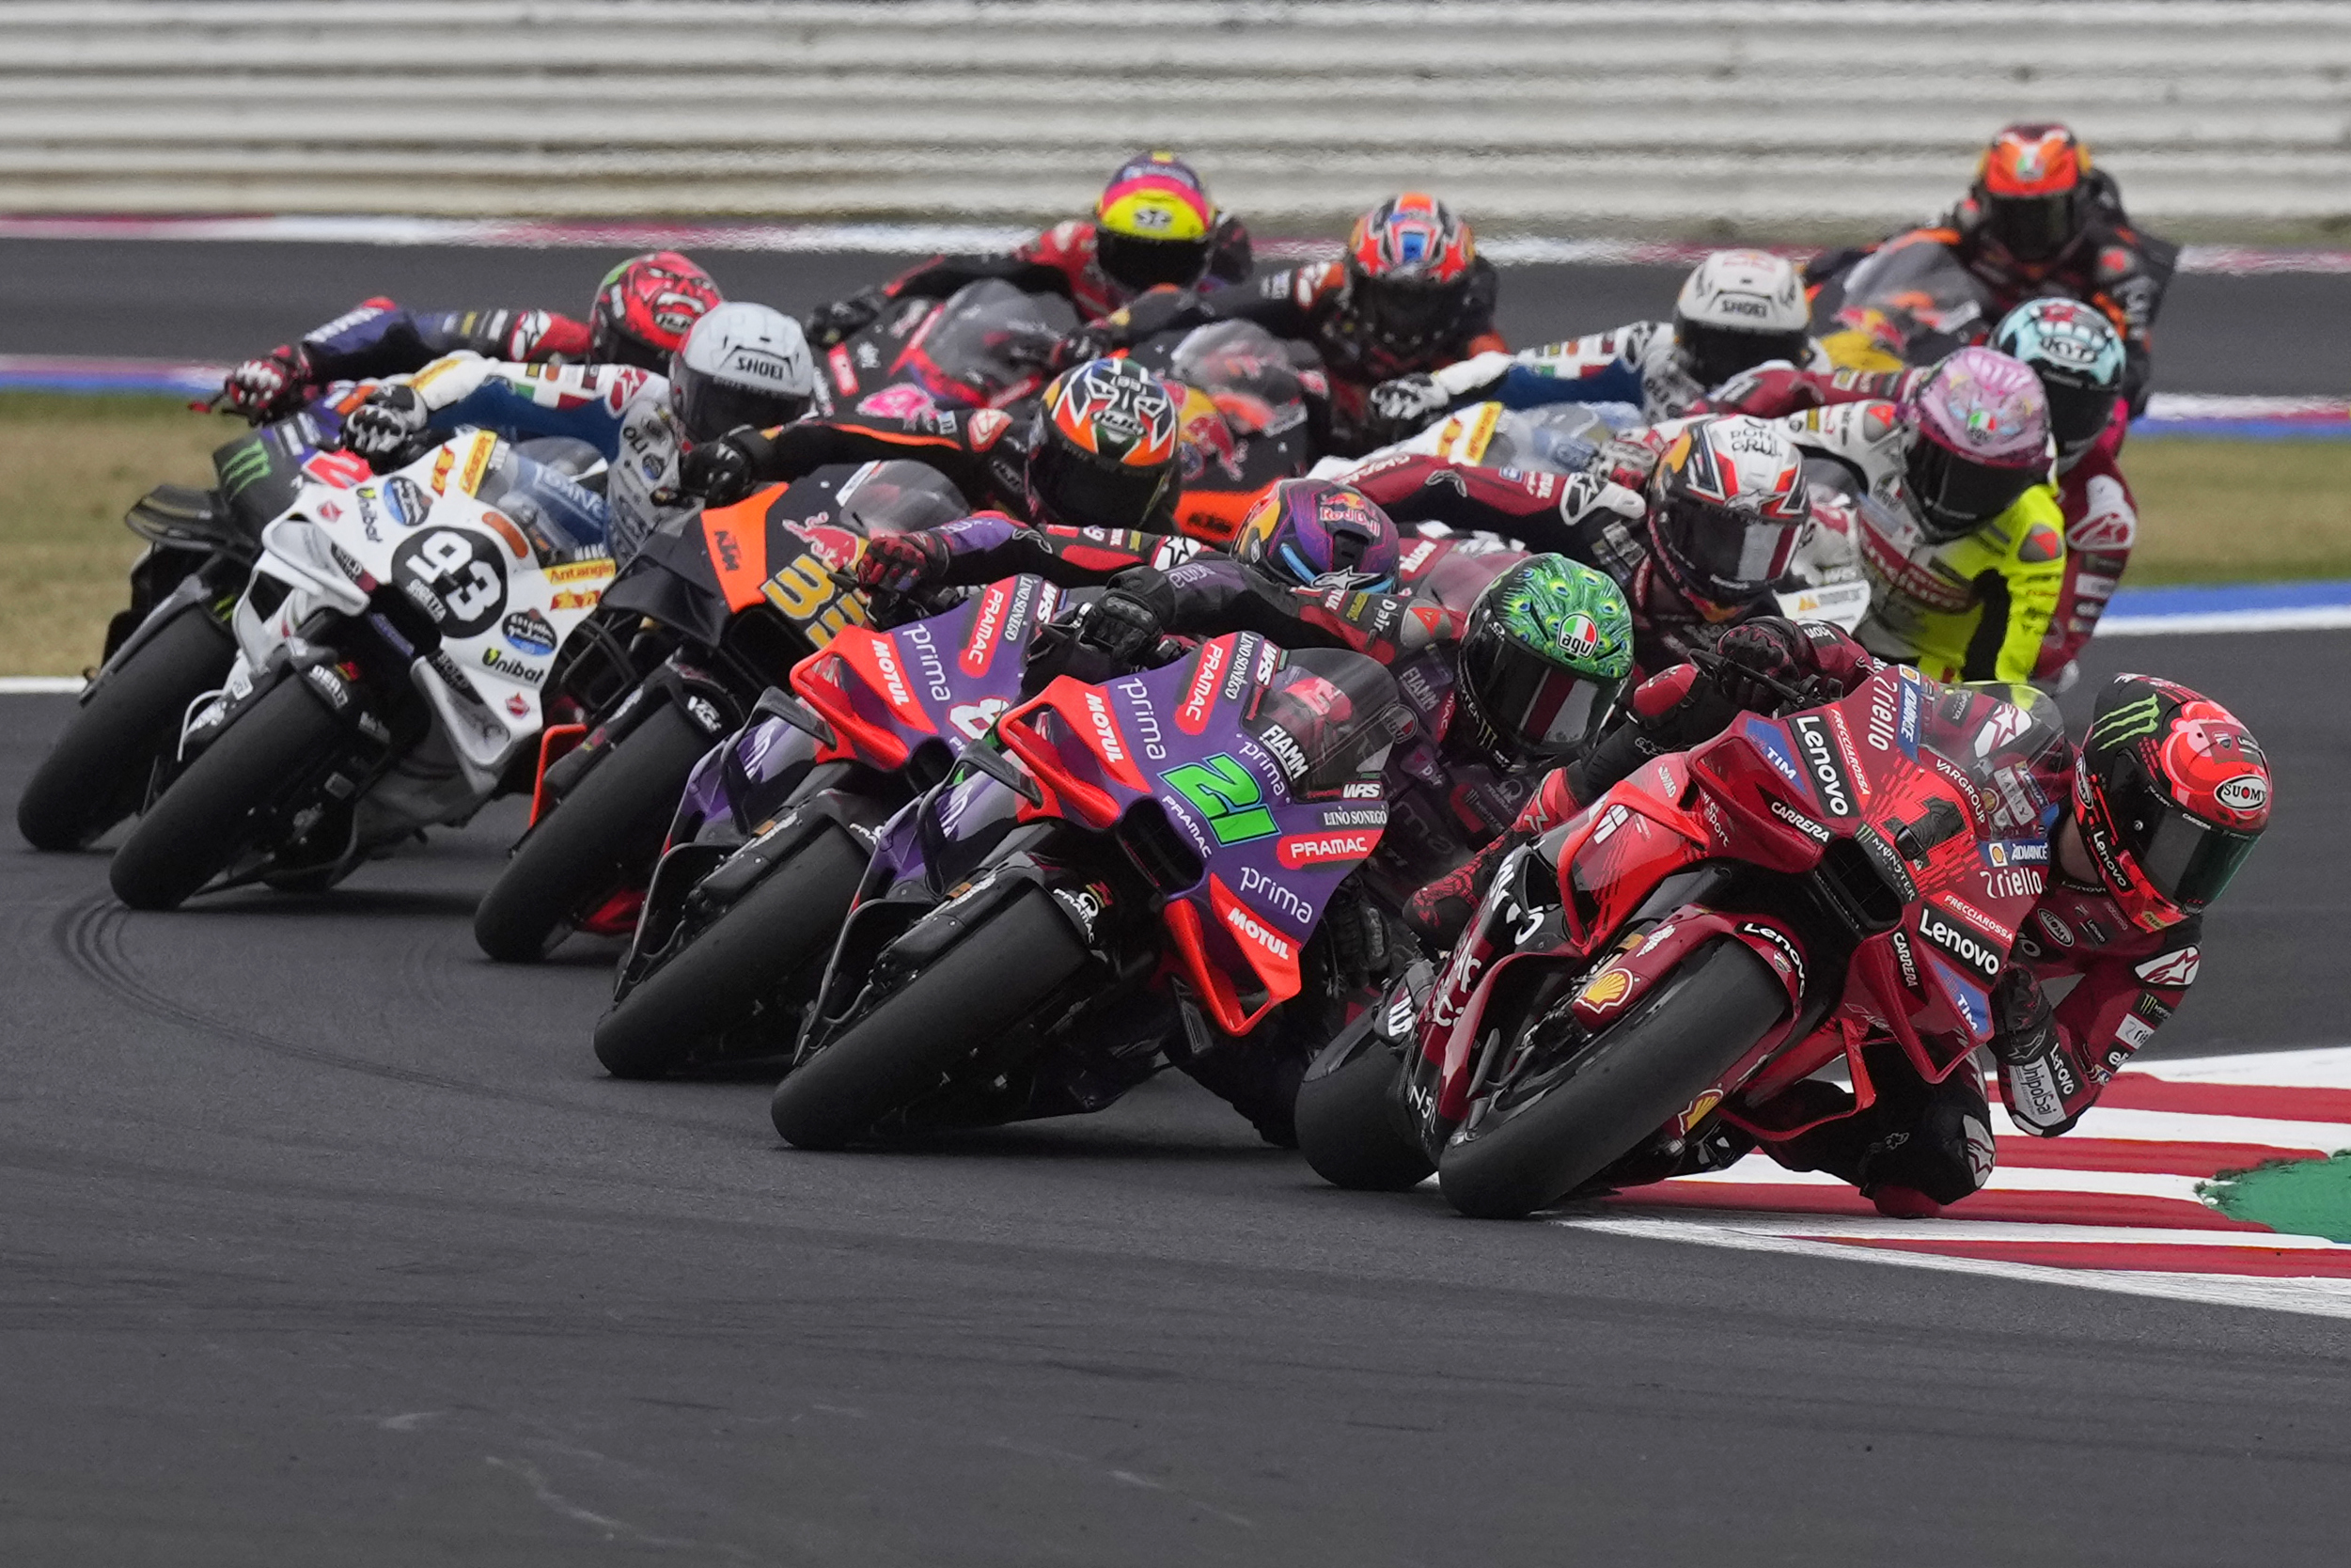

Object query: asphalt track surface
[2,619,2347,1564]
[2,237,2348,396]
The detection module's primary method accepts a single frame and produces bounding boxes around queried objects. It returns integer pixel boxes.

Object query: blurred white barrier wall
[3,0,2346,235]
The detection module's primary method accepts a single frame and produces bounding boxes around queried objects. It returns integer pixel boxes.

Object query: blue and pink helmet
[1231,478,1403,592]
[1904,345,2054,541]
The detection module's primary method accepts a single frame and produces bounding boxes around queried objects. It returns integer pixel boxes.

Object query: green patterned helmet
[1453,554,1634,767]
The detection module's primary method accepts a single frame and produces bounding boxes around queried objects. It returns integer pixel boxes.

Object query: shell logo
[1579,964,1635,1012]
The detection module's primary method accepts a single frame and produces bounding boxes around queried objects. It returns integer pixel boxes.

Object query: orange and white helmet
[1026,356,1183,529]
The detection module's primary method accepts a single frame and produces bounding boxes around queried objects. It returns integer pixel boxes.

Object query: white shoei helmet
[669,302,818,443]
[1672,249,1811,391]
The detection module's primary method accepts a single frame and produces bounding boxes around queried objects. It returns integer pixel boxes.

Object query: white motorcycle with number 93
[109,429,619,910]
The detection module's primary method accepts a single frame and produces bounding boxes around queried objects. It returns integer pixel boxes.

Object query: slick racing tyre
[1295,1035,1435,1192]
[474,699,713,963]
[1437,940,1785,1221]
[17,606,235,851]
[770,887,1088,1152]
[591,823,868,1080]
[108,676,342,911]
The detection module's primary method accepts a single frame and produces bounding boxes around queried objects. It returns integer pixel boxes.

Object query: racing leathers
[1779,398,2065,683]
[352,352,685,563]
[1379,321,1835,434]
[1808,174,2176,413]
[807,214,1255,346]
[2038,406,2139,681]
[225,297,592,422]
[1080,261,1508,456]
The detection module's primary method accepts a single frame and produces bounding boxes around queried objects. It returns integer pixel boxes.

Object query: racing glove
[1991,967,2094,1137]
[1321,881,1393,994]
[1591,427,1669,493]
[1709,619,1814,712]
[679,427,760,506]
[223,346,310,423]
[1366,373,1450,441]
[341,385,430,467]
[805,289,886,351]
[854,530,954,594]
[1076,568,1177,666]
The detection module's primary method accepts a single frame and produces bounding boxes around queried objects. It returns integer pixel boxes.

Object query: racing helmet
[1644,415,1811,614]
[668,302,817,444]
[1453,555,1634,768]
[1904,346,2055,542]
[1230,478,1403,592]
[1673,249,1812,391]
[2076,674,2270,930]
[1973,123,2093,264]
[590,250,723,371]
[1991,297,2125,465]
[1025,356,1184,530]
[1345,193,1480,358]
[1094,151,1220,294]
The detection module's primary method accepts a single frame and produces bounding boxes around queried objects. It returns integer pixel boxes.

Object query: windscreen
[901,279,1079,407]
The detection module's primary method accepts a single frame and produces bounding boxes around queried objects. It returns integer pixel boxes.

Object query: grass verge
[2,396,2348,673]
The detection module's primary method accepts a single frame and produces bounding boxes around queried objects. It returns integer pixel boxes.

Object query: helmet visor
[1985,192,2074,262]
[2109,768,2262,911]
[1905,439,2043,541]
[1356,275,1462,353]
[1028,436,1173,530]
[1463,629,1616,760]
[1667,499,1803,596]
[2042,378,2116,459]
[672,368,811,446]
[1680,322,1812,392]
[1096,229,1212,292]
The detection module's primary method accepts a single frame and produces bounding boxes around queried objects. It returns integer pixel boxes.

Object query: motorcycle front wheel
[591,821,869,1080]
[769,887,1088,1151]
[1437,939,1785,1220]
[1294,1035,1435,1192]
[108,676,343,911]
[17,606,235,852]
[474,698,713,963]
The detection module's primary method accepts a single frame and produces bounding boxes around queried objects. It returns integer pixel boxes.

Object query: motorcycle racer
[1363,249,1827,438]
[681,354,1187,533]
[1068,193,1506,455]
[803,151,1254,349]
[1808,123,2175,411]
[338,301,817,561]
[219,250,722,423]
[1988,298,2138,683]
[1333,414,1817,672]
[1716,345,2067,684]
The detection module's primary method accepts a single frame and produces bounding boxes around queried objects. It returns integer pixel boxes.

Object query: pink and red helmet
[589,250,724,372]
[1903,345,2054,541]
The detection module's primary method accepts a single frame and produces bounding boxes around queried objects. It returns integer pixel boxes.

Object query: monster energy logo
[2088,695,2164,749]
[216,440,275,500]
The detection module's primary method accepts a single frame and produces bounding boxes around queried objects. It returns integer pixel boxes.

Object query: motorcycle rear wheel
[108,676,344,911]
[1294,1037,1435,1192]
[769,887,1087,1151]
[591,822,868,1080]
[17,606,234,852]
[474,699,713,963]
[1437,940,1785,1220]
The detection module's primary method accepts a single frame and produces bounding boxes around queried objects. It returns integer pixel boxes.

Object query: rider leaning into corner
[1064,192,1508,456]
[1361,248,1830,438]
[800,150,1256,349]
[217,250,724,424]
[1807,122,2176,414]
[1414,614,2271,1216]
[1701,343,2067,685]
[337,300,811,563]
[681,354,1192,533]
[1324,414,1823,674]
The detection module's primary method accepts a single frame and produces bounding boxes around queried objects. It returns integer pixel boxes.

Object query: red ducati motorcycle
[1296,663,2066,1219]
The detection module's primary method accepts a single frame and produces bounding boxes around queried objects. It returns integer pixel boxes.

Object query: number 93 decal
[393,526,509,639]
